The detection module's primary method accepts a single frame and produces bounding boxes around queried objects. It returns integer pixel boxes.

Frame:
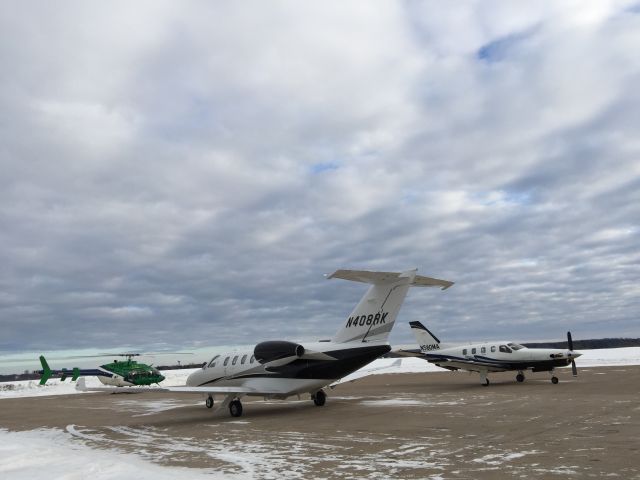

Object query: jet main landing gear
[229,399,243,417]
[312,389,327,406]
[205,396,214,408]
[516,372,525,383]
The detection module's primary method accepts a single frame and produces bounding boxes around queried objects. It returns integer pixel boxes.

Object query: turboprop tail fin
[329,269,453,344]
[410,321,442,352]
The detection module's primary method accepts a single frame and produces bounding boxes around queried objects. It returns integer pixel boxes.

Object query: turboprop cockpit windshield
[508,343,525,350]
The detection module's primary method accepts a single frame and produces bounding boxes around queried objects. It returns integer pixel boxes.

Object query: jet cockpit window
[499,345,512,353]
[208,355,220,368]
[232,356,238,365]
[241,354,247,365]
[508,343,525,350]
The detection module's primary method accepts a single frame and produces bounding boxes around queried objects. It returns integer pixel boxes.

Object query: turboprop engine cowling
[254,341,305,364]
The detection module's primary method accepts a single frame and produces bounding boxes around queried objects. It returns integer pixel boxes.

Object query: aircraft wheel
[205,396,214,409]
[229,399,243,417]
[516,373,525,383]
[551,376,559,384]
[312,389,327,406]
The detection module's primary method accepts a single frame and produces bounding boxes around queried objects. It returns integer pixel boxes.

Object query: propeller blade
[571,359,578,377]
[567,331,574,351]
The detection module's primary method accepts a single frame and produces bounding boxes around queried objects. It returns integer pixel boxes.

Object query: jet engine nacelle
[254,341,305,364]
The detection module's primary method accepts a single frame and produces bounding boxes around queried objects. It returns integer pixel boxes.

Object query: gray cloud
[1,1,639,360]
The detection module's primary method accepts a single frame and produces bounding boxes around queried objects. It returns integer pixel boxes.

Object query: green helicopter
[38,352,190,387]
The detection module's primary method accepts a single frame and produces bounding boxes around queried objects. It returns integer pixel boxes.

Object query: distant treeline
[522,338,640,349]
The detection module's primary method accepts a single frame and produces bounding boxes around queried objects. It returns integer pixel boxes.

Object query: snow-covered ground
[0,428,226,480]
[1,347,639,400]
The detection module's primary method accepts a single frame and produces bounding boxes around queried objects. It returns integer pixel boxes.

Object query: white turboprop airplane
[396,321,581,386]
[78,269,453,416]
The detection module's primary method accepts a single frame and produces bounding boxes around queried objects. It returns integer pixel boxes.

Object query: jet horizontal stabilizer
[327,269,453,290]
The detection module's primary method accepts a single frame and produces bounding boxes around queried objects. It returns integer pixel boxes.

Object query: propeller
[567,331,578,377]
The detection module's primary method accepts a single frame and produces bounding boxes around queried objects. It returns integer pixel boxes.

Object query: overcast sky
[1,1,639,364]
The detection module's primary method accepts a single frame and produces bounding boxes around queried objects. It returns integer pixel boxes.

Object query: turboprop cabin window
[491,346,496,353]
[463,348,468,355]
[481,347,486,354]
[223,357,230,366]
[208,355,220,368]
[499,345,512,353]
[241,355,247,365]
[232,356,238,365]
[471,348,477,354]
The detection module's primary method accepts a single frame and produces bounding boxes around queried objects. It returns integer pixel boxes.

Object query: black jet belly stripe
[199,345,391,384]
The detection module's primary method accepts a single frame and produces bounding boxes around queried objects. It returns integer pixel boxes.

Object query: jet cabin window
[250,355,255,363]
[481,347,486,354]
[232,356,238,366]
[463,349,468,355]
[471,348,477,354]
[491,346,496,353]
[207,355,220,368]
[223,357,230,366]
[241,354,247,365]
[499,345,512,353]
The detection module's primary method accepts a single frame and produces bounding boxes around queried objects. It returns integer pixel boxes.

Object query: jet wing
[330,359,403,387]
[75,378,284,395]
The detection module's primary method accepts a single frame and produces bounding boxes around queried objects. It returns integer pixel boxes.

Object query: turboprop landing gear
[516,372,525,383]
[480,371,489,386]
[551,376,559,384]
[229,399,243,417]
[312,389,327,406]
[205,395,214,409]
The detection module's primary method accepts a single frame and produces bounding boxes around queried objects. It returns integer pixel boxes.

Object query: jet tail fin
[329,269,453,344]
[39,356,52,385]
[410,321,442,351]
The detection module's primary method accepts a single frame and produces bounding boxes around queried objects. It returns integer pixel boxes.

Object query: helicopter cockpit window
[499,345,512,353]
[208,355,220,368]
[508,343,525,350]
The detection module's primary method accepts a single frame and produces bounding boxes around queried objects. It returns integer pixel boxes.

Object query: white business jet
[397,321,580,386]
[79,269,452,416]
